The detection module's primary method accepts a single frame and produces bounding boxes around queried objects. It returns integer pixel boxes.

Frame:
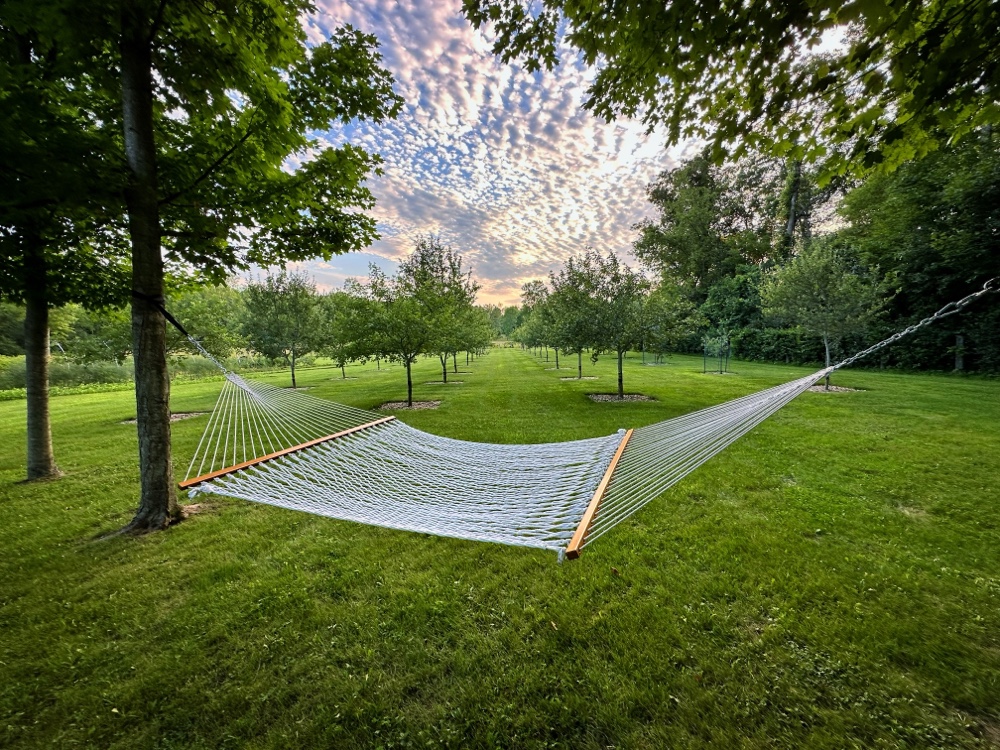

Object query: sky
[296,0,700,306]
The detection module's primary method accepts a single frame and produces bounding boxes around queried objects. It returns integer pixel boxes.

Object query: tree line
[3,236,494,405]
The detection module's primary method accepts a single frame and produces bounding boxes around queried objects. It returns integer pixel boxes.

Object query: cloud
[302,0,696,305]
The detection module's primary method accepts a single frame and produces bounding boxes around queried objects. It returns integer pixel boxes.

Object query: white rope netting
[178,279,995,558]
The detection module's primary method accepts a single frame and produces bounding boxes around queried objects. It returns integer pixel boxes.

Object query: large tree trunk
[405,359,413,406]
[23,233,58,480]
[121,9,179,532]
[617,349,624,399]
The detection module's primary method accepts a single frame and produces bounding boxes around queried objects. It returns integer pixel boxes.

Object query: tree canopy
[463,0,1000,177]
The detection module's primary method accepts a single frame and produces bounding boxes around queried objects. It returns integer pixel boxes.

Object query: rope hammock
[175,280,994,560]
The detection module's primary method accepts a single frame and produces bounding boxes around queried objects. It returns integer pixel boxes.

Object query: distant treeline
[487,133,1000,373]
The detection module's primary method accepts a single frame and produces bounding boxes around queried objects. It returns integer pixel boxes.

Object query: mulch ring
[808,385,863,393]
[588,393,656,403]
[379,400,441,410]
[120,412,205,425]
[561,376,599,381]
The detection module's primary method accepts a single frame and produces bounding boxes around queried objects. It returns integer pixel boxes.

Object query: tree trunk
[440,354,447,383]
[545,345,549,362]
[121,8,179,531]
[341,364,346,379]
[466,351,469,366]
[453,352,458,372]
[376,357,380,370]
[823,334,831,391]
[290,349,297,388]
[554,347,559,369]
[406,359,413,406]
[23,233,58,480]
[784,159,801,255]
[578,351,583,379]
[617,349,624,399]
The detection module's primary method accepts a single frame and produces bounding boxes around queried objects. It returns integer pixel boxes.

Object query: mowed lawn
[1,347,999,749]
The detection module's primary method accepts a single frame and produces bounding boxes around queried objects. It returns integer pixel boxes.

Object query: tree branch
[158,113,257,206]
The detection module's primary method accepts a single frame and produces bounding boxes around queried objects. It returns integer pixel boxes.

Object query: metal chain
[832,277,997,371]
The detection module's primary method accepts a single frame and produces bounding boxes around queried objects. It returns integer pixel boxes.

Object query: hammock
[178,281,994,560]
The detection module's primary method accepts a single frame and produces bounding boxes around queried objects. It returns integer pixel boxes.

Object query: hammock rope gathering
[177,280,995,561]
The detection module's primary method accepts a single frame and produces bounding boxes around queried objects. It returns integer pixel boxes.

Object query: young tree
[762,241,886,389]
[2,0,401,529]
[548,258,597,379]
[569,250,649,399]
[241,271,319,388]
[166,284,247,360]
[317,290,363,379]
[360,237,474,406]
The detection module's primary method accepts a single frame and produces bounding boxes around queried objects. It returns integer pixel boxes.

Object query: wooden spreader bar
[565,428,633,560]
[179,416,396,489]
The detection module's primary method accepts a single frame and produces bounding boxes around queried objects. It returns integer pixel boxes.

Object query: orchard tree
[762,240,885,389]
[241,271,319,389]
[574,250,649,399]
[318,290,363,379]
[2,0,401,530]
[166,284,247,360]
[464,0,1000,178]
[641,284,704,364]
[548,257,598,379]
[362,238,469,406]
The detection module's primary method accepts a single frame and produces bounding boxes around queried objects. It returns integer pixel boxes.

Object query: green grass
[2,347,999,749]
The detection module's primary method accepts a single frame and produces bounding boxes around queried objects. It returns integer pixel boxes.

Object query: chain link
[832,277,997,371]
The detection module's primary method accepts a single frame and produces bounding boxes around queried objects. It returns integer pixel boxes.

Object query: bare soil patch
[561,376,599,381]
[808,385,863,393]
[181,502,221,519]
[379,400,441,410]
[587,393,656,403]
[121,412,205,425]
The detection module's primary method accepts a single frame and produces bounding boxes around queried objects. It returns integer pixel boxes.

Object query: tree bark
[23,232,58,480]
[406,359,413,406]
[453,352,457,372]
[578,351,583,379]
[823,334,831,390]
[341,364,346,379]
[440,354,447,383]
[121,7,179,531]
[290,349,297,388]
[784,159,801,255]
[617,349,624,399]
